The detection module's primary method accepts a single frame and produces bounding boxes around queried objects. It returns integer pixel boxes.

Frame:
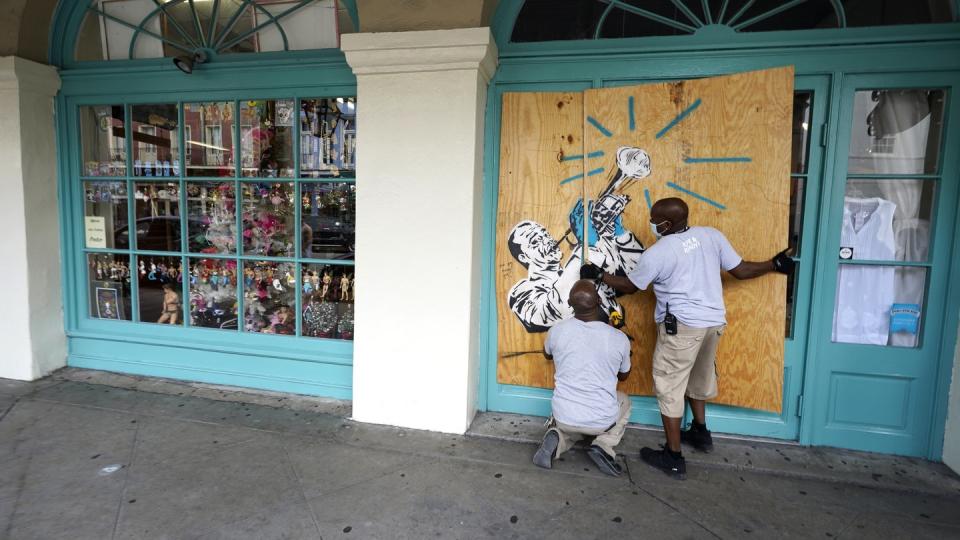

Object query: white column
[342,28,497,433]
[0,57,65,380]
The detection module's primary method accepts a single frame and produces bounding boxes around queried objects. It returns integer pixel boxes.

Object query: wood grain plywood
[583,67,794,413]
[495,91,584,389]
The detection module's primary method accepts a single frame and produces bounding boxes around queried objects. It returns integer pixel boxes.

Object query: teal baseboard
[68,336,352,400]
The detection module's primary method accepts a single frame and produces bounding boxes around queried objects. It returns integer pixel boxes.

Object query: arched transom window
[511,0,958,42]
[76,0,354,62]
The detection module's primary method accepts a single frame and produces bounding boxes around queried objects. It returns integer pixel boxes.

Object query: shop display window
[88,253,132,321]
[189,258,239,330]
[78,97,356,340]
[242,182,296,257]
[300,182,355,260]
[301,263,354,340]
[243,261,296,334]
[187,182,237,254]
[138,255,184,325]
[84,181,127,249]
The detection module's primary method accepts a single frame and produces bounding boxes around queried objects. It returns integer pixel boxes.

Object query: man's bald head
[650,197,689,235]
[568,279,600,318]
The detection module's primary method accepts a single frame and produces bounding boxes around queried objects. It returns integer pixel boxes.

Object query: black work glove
[580,263,603,281]
[772,249,795,275]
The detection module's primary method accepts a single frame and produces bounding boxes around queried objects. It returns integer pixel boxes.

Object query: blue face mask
[650,220,669,239]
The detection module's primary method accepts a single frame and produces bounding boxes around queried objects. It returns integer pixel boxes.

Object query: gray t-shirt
[627,226,742,328]
[544,318,631,429]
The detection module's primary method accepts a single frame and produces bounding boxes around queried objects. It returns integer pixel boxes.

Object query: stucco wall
[0,0,57,64]
[357,0,498,32]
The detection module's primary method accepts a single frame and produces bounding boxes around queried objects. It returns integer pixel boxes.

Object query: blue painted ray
[561,150,605,162]
[587,116,613,137]
[656,98,702,139]
[628,96,636,132]
[684,156,752,163]
[666,181,726,210]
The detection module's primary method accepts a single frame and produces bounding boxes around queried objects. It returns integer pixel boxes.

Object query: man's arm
[728,259,775,280]
[601,273,638,293]
[728,249,795,280]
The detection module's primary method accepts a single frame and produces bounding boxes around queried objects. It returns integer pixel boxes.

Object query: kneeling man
[533,280,632,476]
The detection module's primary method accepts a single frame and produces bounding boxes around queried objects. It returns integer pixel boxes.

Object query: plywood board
[496,92,584,389]
[496,67,793,413]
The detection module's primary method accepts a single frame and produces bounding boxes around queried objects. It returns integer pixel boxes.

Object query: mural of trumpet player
[506,146,651,333]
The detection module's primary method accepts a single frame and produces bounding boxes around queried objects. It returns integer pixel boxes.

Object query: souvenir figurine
[172,159,180,176]
[340,274,351,301]
[134,159,142,177]
[157,284,181,325]
[321,271,332,300]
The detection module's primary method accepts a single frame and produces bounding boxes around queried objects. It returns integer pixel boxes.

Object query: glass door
[807,72,960,457]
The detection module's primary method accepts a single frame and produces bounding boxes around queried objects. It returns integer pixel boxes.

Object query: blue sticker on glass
[890,303,920,334]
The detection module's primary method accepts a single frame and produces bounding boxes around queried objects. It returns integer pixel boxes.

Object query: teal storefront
[49,0,960,460]
[51,1,360,399]
[479,1,960,459]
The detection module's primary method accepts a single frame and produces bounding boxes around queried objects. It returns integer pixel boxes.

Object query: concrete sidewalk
[1,370,959,539]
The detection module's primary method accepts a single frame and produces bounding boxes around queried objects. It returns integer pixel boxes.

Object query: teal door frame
[50,2,358,399]
[804,71,960,459]
[479,4,960,457]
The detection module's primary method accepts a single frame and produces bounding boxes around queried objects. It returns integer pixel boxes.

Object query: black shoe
[587,446,622,477]
[640,447,686,480]
[680,426,714,453]
[533,430,559,469]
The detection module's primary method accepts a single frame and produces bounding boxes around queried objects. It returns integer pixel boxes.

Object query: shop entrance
[806,72,960,458]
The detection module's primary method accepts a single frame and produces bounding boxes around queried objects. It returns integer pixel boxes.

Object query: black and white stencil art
[506,147,651,332]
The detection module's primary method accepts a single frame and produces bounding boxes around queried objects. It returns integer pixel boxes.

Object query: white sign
[85,216,107,248]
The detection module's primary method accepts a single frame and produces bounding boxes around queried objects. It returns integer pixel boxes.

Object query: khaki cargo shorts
[651,322,726,418]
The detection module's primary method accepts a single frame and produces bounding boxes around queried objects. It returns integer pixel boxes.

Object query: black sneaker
[533,430,560,469]
[587,446,622,477]
[640,447,686,480]
[680,426,714,453]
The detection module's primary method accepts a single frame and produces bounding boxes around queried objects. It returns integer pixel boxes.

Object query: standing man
[533,280,633,477]
[581,197,793,479]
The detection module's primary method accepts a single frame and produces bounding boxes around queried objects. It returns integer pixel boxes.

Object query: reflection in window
[133,182,181,252]
[80,105,126,176]
[848,89,946,175]
[301,182,355,260]
[132,104,179,177]
[301,263,354,340]
[88,253,132,321]
[243,260,296,334]
[189,258,238,330]
[300,98,357,178]
[843,180,934,263]
[240,100,294,177]
[138,255,184,325]
[184,102,235,177]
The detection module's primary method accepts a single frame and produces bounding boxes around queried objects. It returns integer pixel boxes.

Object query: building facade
[1,0,959,469]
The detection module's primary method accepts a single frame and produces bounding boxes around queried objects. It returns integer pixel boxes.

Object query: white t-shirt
[627,226,742,328]
[544,318,631,429]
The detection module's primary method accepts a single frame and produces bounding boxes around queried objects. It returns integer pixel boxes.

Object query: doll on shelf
[340,274,351,302]
[321,271,333,300]
[263,306,295,335]
[157,283,181,325]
